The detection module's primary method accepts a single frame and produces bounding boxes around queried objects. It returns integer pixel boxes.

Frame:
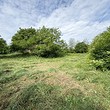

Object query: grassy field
[0,53,110,110]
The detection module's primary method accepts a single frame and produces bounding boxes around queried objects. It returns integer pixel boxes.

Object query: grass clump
[0,69,27,84]
[7,83,105,110]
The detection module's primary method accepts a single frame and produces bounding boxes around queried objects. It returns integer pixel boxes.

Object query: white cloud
[36,0,110,42]
[0,0,110,44]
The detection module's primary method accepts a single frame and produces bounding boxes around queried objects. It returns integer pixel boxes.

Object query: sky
[0,0,110,44]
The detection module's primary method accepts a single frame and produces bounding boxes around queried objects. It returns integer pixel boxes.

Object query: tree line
[0,26,88,56]
[0,26,110,70]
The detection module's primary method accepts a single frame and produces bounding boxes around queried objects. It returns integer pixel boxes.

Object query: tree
[11,26,66,57]
[11,27,37,53]
[68,38,76,53]
[0,38,9,54]
[89,27,110,70]
[74,42,88,53]
[34,26,66,57]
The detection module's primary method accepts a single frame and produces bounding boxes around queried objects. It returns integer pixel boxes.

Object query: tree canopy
[90,27,110,60]
[34,26,66,57]
[11,26,66,57]
[74,42,88,53]
[11,27,37,53]
[0,38,9,54]
[89,27,110,70]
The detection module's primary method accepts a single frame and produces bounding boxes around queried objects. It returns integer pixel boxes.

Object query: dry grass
[44,71,84,93]
[0,53,110,110]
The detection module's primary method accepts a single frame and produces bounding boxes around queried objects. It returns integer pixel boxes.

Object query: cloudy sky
[0,0,110,44]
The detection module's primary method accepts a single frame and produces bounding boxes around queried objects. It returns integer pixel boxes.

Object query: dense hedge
[89,27,110,70]
[0,38,9,54]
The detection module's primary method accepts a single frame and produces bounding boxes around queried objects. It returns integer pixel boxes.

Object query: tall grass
[0,53,110,110]
[8,83,105,110]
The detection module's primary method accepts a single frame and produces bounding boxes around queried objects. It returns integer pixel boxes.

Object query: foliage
[11,26,66,57]
[0,38,9,54]
[33,26,66,57]
[89,27,110,70]
[68,48,75,53]
[90,60,105,71]
[74,42,88,53]
[11,27,37,53]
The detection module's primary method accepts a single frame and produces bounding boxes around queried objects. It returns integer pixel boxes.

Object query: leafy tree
[34,26,66,57]
[11,27,37,53]
[0,38,9,54]
[75,42,88,53]
[89,27,110,70]
[11,26,66,57]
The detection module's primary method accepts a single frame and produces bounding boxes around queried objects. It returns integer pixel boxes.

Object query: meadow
[0,53,110,110]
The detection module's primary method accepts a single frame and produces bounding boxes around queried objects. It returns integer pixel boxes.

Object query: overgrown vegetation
[89,27,110,70]
[8,83,105,110]
[74,42,88,53]
[0,38,9,54]
[11,26,66,57]
[11,27,37,53]
[0,26,110,109]
[0,54,110,110]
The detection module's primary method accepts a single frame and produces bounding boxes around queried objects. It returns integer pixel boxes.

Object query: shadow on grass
[0,53,65,59]
[0,53,33,59]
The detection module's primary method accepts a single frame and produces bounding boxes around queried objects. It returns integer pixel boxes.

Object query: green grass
[0,53,110,110]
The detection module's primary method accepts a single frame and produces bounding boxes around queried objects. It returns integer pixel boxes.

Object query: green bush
[33,26,66,57]
[89,27,110,70]
[91,60,105,71]
[75,42,88,53]
[0,38,9,54]
[11,26,66,57]
[33,43,65,57]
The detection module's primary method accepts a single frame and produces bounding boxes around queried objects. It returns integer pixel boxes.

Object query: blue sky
[0,0,110,44]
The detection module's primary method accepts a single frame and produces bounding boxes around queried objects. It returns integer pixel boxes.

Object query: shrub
[0,38,9,54]
[68,48,75,53]
[75,42,88,53]
[89,27,110,70]
[33,43,65,57]
[11,26,66,57]
[33,26,66,57]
